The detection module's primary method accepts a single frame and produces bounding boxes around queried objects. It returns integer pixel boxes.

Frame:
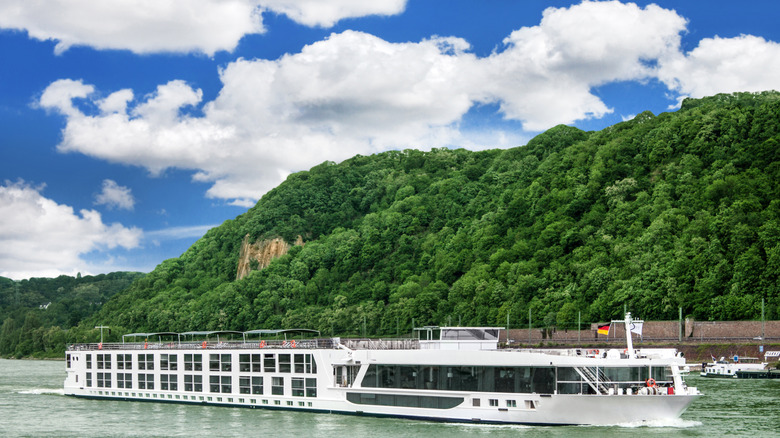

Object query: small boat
[700,356,767,378]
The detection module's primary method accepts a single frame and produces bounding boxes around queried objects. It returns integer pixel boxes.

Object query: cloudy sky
[2,0,780,280]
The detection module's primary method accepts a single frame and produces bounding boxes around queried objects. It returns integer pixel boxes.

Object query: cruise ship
[64,315,700,425]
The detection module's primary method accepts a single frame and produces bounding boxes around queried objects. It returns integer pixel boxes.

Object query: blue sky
[2,0,780,280]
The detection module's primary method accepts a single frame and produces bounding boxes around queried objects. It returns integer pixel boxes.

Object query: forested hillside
[0,272,144,357]
[77,91,780,340]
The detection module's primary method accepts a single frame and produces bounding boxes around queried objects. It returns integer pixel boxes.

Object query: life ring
[144,341,148,349]
[645,378,656,388]
[259,340,266,348]
[98,342,103,350]
[291,340,296,348]
[201,341,207,349]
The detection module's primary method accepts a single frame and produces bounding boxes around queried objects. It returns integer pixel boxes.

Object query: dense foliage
[0,272,144,357]
[62,92,780,340]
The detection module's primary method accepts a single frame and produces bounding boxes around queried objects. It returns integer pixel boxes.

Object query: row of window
[85,372,316,397]
[83,353,317,374]
[90,390,316,409]
[361,365,672,395]
[346,393,532,410]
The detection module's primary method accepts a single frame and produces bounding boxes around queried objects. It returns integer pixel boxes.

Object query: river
[1,358,777,437]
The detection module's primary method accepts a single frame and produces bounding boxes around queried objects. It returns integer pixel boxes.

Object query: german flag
[597,323,610,335]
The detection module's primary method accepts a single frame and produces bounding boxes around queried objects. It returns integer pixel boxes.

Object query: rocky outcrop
[236,235,304,280]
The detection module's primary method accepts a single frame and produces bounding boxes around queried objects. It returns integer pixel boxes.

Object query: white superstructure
[65,320,699,426]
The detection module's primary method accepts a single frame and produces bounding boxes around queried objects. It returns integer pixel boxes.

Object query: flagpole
[624,313,634,358]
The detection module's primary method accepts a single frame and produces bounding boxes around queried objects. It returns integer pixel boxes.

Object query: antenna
[95,326,109,343]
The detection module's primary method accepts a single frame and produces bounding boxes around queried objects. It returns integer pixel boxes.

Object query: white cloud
[95,179,135,210]
[39,33,482,204]
[38,78,95,118]
[0,0,407,55]
[479,1,686,130]
[260,0,407,28]
[37,1,780,206]
[0,180,142,280]
[658,34,780,99]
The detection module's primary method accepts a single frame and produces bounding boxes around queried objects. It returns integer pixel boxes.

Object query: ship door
[335,365,360,387]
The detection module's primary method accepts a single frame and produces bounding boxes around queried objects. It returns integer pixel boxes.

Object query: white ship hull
[64,329,699,426]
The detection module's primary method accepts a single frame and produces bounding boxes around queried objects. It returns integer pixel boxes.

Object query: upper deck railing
[68,337,422,352]
[68,338,339,351]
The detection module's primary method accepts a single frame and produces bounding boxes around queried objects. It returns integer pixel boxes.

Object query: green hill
[77,91,780,339]
[0,272,144,357]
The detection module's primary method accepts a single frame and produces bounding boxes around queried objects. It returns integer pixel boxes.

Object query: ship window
[117,373,132,389]
[601,366,649,383]
[185,354,202,371]
[222,354,232,372]
[346,393,463,409]
[161,374,177,391]
[506,400,516,408]
[489,399,498,407]
[86,354,92,369]
[86,372,92,387]
[252,376,263,395]
[66,354,71,368]
[264,354,276,372]
[306,378,317,397]
[240,354,251,372]
[240,376,251,394]
[307,354,317,374]
[272,377,284,395]
[210,354,220,371]
[288,377,314,397]
[292,378,305,397]
[97,354,111,370]
[210,376,220,393]
[138,354,153,370]
[117,354,132,370]
[221,376,231,393]
[97,372,112,388]
[294,354,305,373]
[361,364,555,394]
[240,354,263,372]
[279,354,291,373]
[138,374,153,390]
[472,398,480,407]
[161,354,169,370]
[184,375,202,392]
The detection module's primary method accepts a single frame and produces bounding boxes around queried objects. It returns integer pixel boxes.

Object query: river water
[1,358,777,437]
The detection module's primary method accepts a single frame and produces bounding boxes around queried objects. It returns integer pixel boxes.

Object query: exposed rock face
[236,235,304,280]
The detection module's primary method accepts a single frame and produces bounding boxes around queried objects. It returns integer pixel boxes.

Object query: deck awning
[244,329,321,339]
[122,332,180,342]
